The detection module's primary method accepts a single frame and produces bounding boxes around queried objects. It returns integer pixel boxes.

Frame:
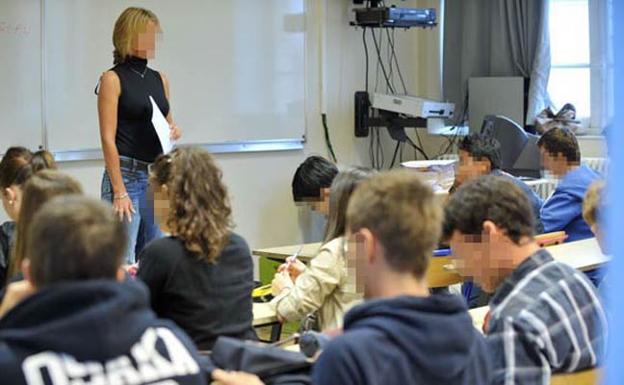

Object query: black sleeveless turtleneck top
[111,56,170,163]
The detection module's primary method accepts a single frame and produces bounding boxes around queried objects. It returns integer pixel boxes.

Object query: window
[548,0,591,125]
[548,0,613,133]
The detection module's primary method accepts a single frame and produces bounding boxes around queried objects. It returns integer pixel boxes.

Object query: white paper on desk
[149,95,174,154]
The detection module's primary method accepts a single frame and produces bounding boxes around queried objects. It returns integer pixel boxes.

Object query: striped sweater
[486,249,607,385]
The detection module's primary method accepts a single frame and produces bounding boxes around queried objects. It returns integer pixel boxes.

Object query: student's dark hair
[150,147,232,264]
[10,171,83,278]
[537,127,580,163]
[443,175,535,244]
[26,196,126,287]
[292,156,338,202]
[347,171,441,278]
[0,147,57,189]
[458,133,502,170]
[323,167,376,243]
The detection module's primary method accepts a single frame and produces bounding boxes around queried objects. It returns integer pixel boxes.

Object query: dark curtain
[442,0,550,125]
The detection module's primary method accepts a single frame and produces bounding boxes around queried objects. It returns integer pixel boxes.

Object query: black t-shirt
[111,56,170,162]
[0,221,15,287]
[137,233,257,351]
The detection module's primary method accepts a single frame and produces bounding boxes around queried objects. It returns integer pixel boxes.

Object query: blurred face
[449,226,514,293]
[310,188,330,216]
[152,184,170,233]
[1,186,22,221]
[133,20,159,59]
[455,150,491,186]
[540,148,569,177]
[344,228,374,299]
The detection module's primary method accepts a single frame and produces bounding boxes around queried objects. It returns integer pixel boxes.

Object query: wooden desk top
[253,242,322,262]
[253,302,278,327]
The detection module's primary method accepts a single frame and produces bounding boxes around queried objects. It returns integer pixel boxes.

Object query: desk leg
[270,323,283,342]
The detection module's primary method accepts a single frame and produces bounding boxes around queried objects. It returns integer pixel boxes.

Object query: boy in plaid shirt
[444,175,607,385]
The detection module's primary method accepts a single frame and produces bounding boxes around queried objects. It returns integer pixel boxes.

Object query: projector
[371,93,455,119]
[353,7,437,28]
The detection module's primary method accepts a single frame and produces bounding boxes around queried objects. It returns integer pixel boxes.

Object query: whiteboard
[4,0,305,157]
[0,0,43,152]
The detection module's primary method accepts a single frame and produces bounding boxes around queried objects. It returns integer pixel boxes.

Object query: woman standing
[97,7,181,263]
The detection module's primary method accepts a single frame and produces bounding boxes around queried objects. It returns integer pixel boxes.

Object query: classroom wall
[1,0,606,252]
[0,1,431,250]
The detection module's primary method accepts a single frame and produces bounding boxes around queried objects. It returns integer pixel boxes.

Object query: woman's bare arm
[98,71,135,221]
[159,72,181,140]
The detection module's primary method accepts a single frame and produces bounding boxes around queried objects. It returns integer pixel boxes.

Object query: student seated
[452,132,544,233]
[444,175,607,385]
[137,147,256,351]
[0,196,206,385]
[4,170,81,289]
[538,127,600,241]
[583,181,608,289]
[270,167,375,331]
[583,181,606,253]
[292,155,338,242]
[0,148,56,286]
[214,171,492,385]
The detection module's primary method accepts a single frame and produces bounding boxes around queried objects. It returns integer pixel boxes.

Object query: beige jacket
[270,237,362,331]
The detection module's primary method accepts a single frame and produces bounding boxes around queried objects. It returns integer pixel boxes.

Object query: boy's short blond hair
[583,181,605,226]
[346,171,441,278]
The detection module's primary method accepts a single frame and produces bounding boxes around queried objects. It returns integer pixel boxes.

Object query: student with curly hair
[137,147,256,351]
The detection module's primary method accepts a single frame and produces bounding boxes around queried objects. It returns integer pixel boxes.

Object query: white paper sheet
[149,95,174,154]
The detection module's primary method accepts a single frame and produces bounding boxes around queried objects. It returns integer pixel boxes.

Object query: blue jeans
[101,157,162,264]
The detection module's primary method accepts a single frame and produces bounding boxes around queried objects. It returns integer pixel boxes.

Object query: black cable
[435,90,470,157]
[373,28,383,92]
[370,134,376,168]
[376,129,385,169]
[387,28,408,95]
[321,113,338,163]
[414,128,428,158]
[390,140,401,168]
[386,29,395,93]
[406,136,429,160]
[362,27,369,93]
[370,28,395,94]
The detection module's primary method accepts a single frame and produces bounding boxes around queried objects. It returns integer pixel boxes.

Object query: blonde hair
[10,171,83,279]
[347,171,442,278]
[583,180,605,226]
[112,7,160,64]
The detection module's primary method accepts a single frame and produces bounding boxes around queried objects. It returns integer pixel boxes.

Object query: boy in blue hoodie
[0,196,207,385]
[538,127,601,241]
[213,172,491,385]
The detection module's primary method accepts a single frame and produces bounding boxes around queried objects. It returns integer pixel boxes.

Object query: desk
[547,238,610,271]
[254,242,461,288]
[253,302,281,342]
[253,302,278,327]
[253,242,322,263]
